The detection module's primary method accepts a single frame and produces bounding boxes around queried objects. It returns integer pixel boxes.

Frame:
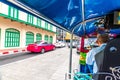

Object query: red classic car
[27,41,56,53]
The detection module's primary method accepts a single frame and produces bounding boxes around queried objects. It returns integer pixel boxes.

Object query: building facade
[65,32,78,42]
[0,2,56,49]
[56,28,66,41]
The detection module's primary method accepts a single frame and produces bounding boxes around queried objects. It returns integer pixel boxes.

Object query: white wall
[0,2,8,15]
[19,11,27,22]
[0,2,56,33]
[0,17,56,49]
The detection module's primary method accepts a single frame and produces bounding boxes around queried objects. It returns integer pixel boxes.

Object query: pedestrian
[86,33,109,73]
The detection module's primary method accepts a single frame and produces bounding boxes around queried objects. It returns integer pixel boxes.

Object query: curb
[0,49,28,56]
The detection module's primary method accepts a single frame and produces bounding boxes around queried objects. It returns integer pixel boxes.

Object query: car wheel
[77,52,80,54]
[41,48,45,54]
[53,47,56,50]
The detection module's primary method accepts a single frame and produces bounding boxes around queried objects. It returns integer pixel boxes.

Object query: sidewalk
[0,47,79,80]
[0,48,28,56]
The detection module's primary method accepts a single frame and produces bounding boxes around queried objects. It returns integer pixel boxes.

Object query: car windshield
[34,41,46,44]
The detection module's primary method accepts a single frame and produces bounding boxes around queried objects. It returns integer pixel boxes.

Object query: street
[0,47,79,80]
[0,52,41,65]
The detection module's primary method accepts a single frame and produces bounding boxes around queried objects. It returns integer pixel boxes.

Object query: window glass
[36,33,42,41]
[5,28,20,47]
[26,32,34,45]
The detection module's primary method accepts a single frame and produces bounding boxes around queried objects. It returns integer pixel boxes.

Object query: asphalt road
[0,52,40,65]
[0,47,79,80]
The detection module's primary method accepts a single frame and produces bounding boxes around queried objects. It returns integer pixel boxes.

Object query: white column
[53,34,56,43]
[20,29,26,47]
[42,33,45,41]
[34,33,36,42]
[0,28,5,49]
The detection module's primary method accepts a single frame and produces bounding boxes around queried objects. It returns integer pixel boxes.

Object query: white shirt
[86,43,107,73]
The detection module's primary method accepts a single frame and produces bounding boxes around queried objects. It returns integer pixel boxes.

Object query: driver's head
[96,33,109,45]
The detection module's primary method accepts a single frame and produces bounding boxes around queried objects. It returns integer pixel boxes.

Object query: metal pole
[68,22,83,79]
[62,30,64,42]
[68,32,73,79]
[80,0,86,73]
[81,0,86,35]
[82,0,85,22]
[69,0,85,79]
[68,17,102,79]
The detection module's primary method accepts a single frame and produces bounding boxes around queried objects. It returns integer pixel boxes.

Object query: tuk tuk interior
[2,0,120,80]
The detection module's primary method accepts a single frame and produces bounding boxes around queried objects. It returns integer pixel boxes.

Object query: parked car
[76,44,90,54]
[68,41,77,48]
[76,44,81,53]
[54,41,65,48]
[76,38,98,54]
[27,41,56,53]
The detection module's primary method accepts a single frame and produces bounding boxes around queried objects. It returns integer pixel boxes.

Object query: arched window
[36,33,42,41]
[26,32,34,45]
[44,35,48,42]
[49,36,53,43]
[5,28,20,47]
